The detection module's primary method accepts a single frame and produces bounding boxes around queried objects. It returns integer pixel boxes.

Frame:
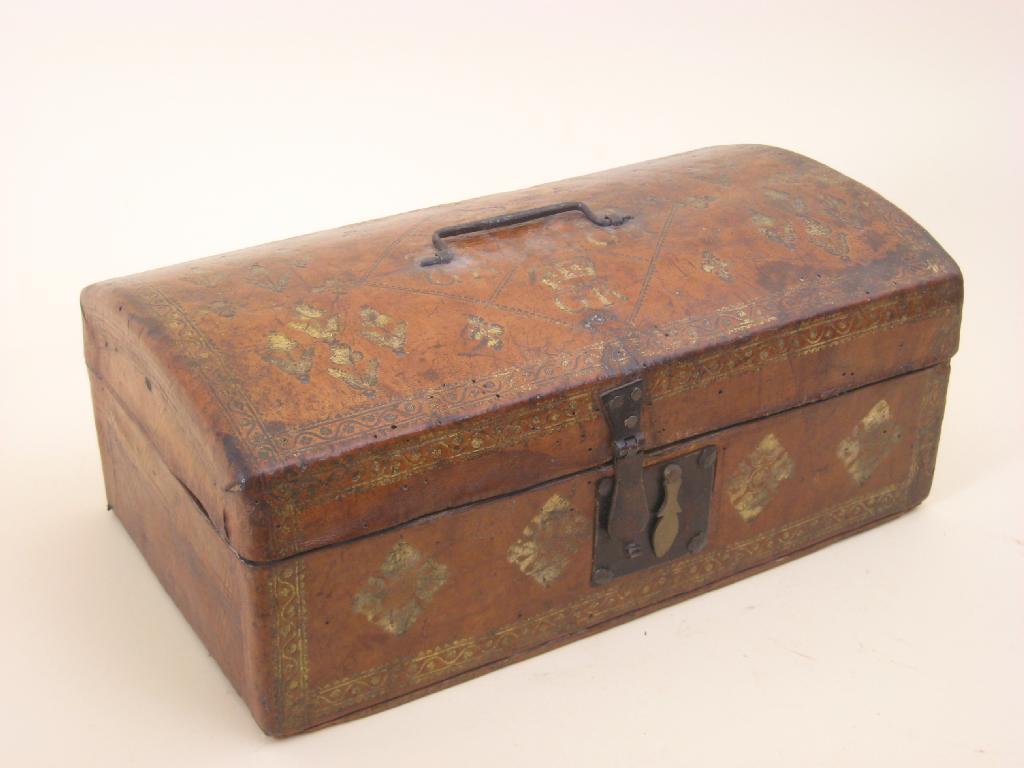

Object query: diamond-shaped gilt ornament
[726,433,795,522]
[837,399,903,483]
[352,541,449,636]
[506,493,588,587]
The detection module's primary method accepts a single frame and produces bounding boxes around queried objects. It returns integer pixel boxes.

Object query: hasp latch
[592,379,717,585]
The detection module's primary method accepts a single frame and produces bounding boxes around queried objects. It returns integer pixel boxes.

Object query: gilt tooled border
[266,282,958,509]
[270,563,309,733]
[136,287,283,464]
[137,270,957,470]
[265,287,784,455]
[137,275,956,560]
[273,374,948,728]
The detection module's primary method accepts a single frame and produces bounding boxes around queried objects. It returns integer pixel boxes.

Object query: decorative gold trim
[837,399,903,483]
[507,493,588,587]
[137,271,957,465]
[726,433,795,522]
[646,287,954,402]
[309,482,909,719]
[352,541,450,636]
[273,366,951,729]
[270,562,309,732]
[136,254,958,557]
[260,283,957,557]
[134,287,281,463]
[701,250,732,281]
[464,315,505,350]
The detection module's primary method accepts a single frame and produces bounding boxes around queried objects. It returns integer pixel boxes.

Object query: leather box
[81,145,962,735]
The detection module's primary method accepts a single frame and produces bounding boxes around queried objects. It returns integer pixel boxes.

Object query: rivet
[593,568,614,585]
[609,395,624,410]
[663,463,682,480]
[624,414,639,429]
[630,386,643,402]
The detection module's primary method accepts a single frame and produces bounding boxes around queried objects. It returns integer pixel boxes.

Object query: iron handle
[421,201,632,267]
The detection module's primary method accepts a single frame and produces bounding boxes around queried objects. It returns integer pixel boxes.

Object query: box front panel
[266,364,949,734]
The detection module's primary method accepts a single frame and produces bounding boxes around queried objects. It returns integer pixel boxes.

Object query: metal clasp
[602,380,649,558]
[593,379,718,585]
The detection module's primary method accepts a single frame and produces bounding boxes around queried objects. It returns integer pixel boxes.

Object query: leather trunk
[81,145,962,736]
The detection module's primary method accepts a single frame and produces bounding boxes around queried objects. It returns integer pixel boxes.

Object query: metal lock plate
[592,379,717,585]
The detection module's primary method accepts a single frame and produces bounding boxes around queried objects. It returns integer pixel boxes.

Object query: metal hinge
[592,379,717,585]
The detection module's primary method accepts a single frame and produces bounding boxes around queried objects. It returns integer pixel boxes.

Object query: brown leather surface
[285,365,948,735]
[93,361,950,736]
[81,145,962,562]
[88,372,276,729]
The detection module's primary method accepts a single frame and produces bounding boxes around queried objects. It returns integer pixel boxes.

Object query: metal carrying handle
[421,201,632,267]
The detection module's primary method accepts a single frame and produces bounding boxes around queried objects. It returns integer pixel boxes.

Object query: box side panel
[88,372,278,733]
[265,364,949,734]
[81,287,248,541]
[906,365,951,505]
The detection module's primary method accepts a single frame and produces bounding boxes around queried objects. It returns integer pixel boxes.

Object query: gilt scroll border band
[270,562,310,734]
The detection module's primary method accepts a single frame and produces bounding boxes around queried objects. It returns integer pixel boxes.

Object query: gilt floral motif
[507,494,587,587]
[837,399,903,483]
[464,315,505,350]
[353,541,449,636]
[726,433,795,522]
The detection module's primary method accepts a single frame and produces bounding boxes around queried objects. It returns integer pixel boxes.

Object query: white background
[2,1,1022,765]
